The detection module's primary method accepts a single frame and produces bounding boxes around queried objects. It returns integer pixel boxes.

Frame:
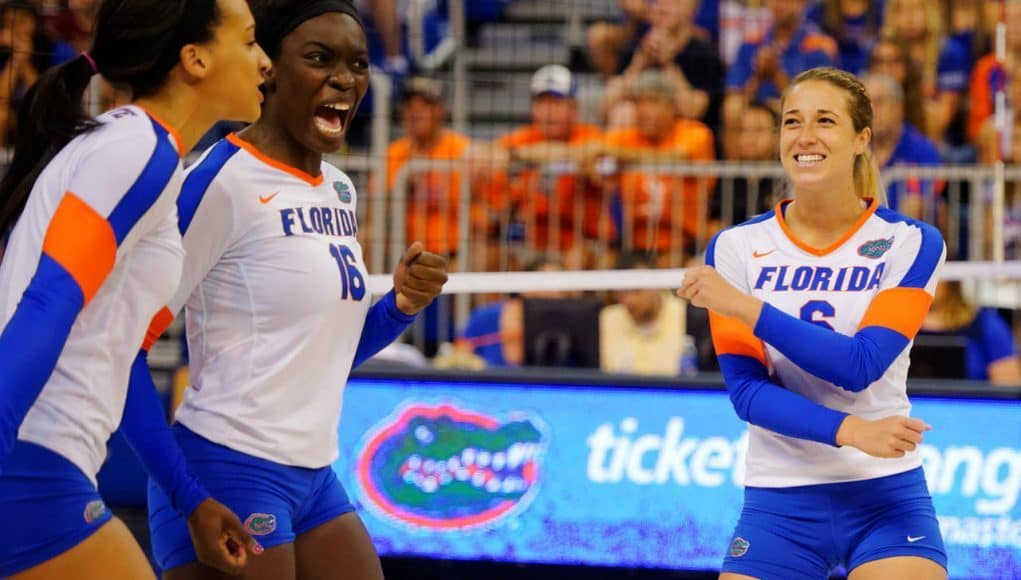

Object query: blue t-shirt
[726,22,837,102]
[884,122,942,211]
[937,33,973,94]
[460,301,506,367]
[920,308,1018,381]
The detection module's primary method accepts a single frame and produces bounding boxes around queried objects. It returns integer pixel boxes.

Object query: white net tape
[368,261,1021,295]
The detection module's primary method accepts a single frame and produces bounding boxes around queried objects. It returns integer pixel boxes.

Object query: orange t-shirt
[488,123,609,251]
[604,119,716,253]
[385,130,472,255]
[968,54,999,144]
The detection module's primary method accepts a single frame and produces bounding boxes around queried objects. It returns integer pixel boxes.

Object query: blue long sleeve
[119,351,209,517]
[754,303,909,392]
[719,353,848,446]
[0,257,85,471]
[352,291,416,368]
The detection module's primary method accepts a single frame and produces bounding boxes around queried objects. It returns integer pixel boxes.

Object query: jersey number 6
[329,243,366,301]
[800,300,835,330]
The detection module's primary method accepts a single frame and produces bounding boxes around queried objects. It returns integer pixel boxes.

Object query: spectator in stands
[486,64,611,270]
[866,34,926,137]
[586,0,650,78]
[354,0,407,76]
[721,0,837,159]
[382,77,474,266]
[600,0,724,131]
[452,257,565,367]
[602,69,715,265]
[862,72,942,220]
[0,0,74,146]
[883,0,970,152]
[977,63,1021,165]
[711,102,779,227]
[44,0,96,53]
[599,252,692,376]
[968,0,1021,147]
[919,281,1021,385]
[811,0,882,75]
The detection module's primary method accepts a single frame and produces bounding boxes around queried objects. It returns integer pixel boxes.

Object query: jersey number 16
[329,243,366,301]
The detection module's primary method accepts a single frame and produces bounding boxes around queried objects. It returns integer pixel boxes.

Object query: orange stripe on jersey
[227,133,325,186]
[857,287,933,339]
[142,306,174,352]
[42,193,116,305]
[135,104,184,155]
[776,197,879,256]
[709,311,767,366]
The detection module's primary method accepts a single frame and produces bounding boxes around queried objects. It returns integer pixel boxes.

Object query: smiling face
[780,80,870,196]
[264,11,369,153]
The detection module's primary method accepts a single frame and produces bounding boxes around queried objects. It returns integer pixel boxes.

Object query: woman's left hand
[677,265,762,326]
[393,241,448,315]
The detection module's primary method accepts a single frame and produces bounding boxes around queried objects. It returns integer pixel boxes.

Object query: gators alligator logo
[857,236,893,259]
[244,513,277,536]
[356,403,547,531]
[83,499,107,524]
[334,181,352,203]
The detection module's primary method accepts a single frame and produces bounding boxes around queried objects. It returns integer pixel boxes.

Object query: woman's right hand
[186,498,263,576]
[835,415,931,458]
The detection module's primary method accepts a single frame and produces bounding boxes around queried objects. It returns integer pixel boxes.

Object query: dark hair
[868,34,925,132]
[615,251,656,270]
[0,0,222,235]
[250,0,363,61]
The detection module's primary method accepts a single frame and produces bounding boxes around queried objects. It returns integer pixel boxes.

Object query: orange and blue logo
[83,499,107,524]
[244,513,277,536]
[355,403,547,531]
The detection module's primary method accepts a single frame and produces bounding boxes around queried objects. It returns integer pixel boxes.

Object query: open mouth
[313,102,351,139]
[794,153,826,168]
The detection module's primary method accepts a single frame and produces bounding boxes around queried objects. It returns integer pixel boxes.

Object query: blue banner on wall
[332,377,1021,578]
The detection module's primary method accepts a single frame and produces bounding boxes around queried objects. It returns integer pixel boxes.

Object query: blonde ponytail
[855,148,887,206]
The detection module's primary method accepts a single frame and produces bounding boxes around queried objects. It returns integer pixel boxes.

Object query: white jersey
[0,105,184,482]
[710,198,946,487]
[171,134,371,468]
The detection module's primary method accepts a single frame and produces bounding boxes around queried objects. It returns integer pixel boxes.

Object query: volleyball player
[137,1,448,578]
[0,0,272,577]
[679,67,947,579]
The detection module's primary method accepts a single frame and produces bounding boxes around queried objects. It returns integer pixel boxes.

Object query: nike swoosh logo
[907,536,926,543]
[752,250,776,258]
[259,191,280,204]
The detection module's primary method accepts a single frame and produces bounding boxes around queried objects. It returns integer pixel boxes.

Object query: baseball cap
[530,64,577,98]
[402,76,444,104]
[630,69,676,102]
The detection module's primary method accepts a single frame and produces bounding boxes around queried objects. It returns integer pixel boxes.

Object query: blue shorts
[148,425,356,572]
[0,440,113,577]
[722,467,947,580]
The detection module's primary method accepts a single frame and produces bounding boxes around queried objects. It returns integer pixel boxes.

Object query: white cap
[530,64,577,98]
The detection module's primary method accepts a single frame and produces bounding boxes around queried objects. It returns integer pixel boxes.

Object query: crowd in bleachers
[1,0,1018,383]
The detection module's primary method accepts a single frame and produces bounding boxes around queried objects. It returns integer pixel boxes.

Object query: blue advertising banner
[332,377,1021,578]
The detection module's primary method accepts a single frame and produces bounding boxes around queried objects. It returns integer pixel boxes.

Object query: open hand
[393,241,448,315]
[186,498,262,576]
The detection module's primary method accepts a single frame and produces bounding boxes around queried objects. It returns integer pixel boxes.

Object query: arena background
[1,0,1020,578]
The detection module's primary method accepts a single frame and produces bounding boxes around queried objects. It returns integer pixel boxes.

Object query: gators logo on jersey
[355,403,547,531]
[729,536,750,557]
[244,513,277,536]
[334,181,352,203]
[83,499,108,524]
[857,237,893,259]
